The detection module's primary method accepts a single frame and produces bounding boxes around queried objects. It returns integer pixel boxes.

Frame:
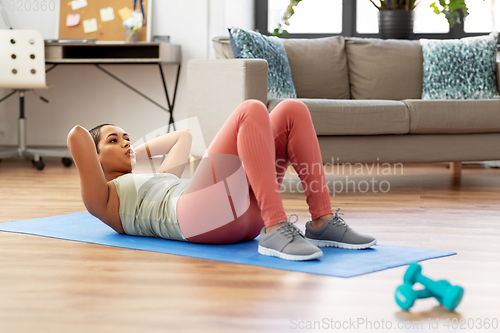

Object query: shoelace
[327,207,348,229]
[277,214,303,239]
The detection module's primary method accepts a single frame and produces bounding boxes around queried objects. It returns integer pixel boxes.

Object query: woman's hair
[89,124,114,154]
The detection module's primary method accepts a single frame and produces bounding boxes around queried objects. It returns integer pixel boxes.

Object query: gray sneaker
[305,208,377,249]
[258,214,323,261]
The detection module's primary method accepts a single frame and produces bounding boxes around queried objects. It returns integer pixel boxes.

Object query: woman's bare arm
[134,129,192,177]
[67,125,110,218]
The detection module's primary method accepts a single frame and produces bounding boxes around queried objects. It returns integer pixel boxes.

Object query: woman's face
[97,125,136,173]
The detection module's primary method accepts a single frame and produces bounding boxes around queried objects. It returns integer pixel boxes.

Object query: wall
[0,0,254,147]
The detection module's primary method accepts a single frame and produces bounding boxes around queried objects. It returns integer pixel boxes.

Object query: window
[255,0,500,41]
[357,0,449,34]
[413,0,450,33]
[267,0,342,34]
[356,0,377,34]
[464,0,500,32]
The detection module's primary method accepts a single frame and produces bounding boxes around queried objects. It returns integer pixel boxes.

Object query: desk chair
[0,30,72,170]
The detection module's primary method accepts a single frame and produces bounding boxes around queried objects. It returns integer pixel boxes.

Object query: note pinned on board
[118,7,132,21]
[100,7,115,22]
[123,10,143,29]
[66,14,80,26]
[83,18,98,33]
[70,0,87,10]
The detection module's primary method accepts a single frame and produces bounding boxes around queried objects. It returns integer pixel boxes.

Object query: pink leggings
[176,99,333,244]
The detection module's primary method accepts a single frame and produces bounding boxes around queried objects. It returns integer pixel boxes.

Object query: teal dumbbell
[403,263,464,311]
[395,280,451,310]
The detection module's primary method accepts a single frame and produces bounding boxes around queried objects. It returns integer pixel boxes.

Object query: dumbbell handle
[415,280,448,302]
[416,274,446,298]
[415,288,432,299]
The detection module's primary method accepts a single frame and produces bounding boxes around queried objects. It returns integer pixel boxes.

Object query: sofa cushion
[403,99,500,134]
[281,37,350,99]
[420,32,500,100]
[345,38,423,100]
[229,27,296,99]
[317,133,500,164]
[212,36,235,59]
[268,99,409,135]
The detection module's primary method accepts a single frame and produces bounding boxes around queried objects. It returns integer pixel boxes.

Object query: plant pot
[378,10,414,39]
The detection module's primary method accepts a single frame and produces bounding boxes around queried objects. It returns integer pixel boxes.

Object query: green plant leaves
[272,0,302,38]
[429,0,481,28]
[430,2,441,14]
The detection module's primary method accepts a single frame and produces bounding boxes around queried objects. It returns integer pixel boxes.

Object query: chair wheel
[32,158,45,170]
[62,157,73,167]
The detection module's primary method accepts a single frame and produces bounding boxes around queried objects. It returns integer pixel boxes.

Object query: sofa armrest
[187,59,268,157]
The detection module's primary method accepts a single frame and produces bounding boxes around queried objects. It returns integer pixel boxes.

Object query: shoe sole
[305,238,377,249]
[258,245,323,261]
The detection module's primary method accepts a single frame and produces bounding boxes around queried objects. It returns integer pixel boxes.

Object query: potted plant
[369,0,420,39]
[271,0,303,37]
[430,0,483,28]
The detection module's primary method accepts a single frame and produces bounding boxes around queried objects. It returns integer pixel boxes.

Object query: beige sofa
[187,36,500,176]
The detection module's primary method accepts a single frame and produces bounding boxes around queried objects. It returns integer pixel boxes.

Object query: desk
[44,42,182,132]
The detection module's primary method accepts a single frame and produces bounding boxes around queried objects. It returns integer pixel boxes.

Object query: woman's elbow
[68,125,89,139]
[68,125,82,138]
[67,125,88,148]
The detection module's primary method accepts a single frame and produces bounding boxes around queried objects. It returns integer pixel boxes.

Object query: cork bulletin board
[56,0,152,41]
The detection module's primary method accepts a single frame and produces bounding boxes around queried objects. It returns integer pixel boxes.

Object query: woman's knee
[240,99,267,112]
[275,99,311,120]
[238,99,269,120]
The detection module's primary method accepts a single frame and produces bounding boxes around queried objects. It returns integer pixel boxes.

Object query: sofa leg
[450,161,462,177]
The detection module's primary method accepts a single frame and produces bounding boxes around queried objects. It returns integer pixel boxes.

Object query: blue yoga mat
[0,212,455,278]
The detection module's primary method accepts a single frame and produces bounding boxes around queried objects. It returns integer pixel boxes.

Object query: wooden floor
[0,159,499,333]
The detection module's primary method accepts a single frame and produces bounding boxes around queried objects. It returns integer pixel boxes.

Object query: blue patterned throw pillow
[420,32,500,100]
[229,27,297,99]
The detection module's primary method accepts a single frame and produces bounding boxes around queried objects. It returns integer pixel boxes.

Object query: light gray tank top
[110,173,191,241]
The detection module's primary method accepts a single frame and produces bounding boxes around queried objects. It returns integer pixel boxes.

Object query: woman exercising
[67,99,376,261]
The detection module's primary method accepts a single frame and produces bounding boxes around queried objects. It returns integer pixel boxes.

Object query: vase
[378,10,414,40]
